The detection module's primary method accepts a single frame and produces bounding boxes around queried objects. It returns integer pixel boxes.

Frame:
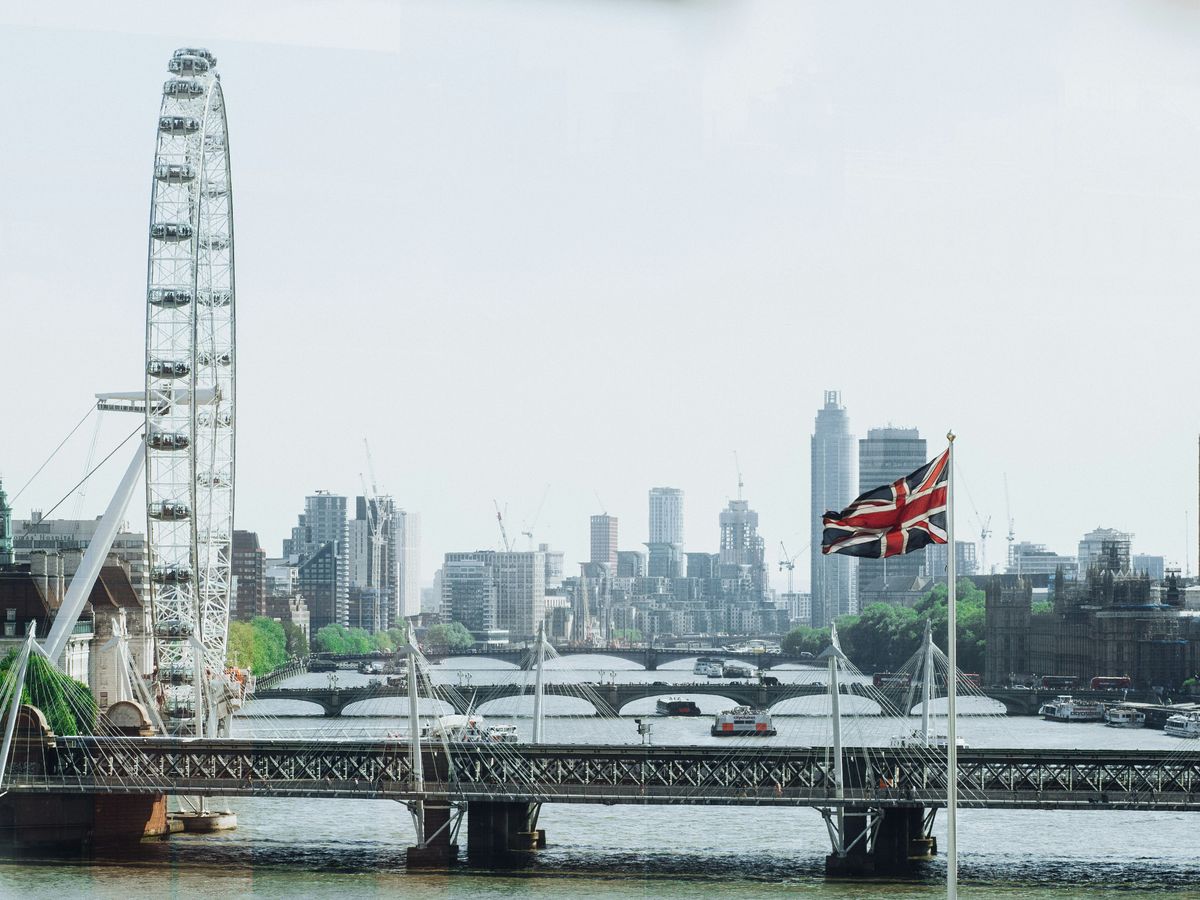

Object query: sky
[2,1,1199,591]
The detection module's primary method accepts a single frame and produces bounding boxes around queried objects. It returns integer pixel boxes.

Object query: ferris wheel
[144,47,235,735]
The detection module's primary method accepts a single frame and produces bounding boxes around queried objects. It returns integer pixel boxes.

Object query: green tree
[781,625,829,658]
[424,621,475,651]
[249,616,288,673]
[0,649,96,736]
[283,621,308,657]
[314,624,352,654]
[226,620,256,670]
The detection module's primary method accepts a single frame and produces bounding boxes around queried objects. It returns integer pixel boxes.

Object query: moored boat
[1104,705,1146,728]
[418,714,519,743]
[711,706,776,736]
[1164,711,1200,738]
[693,657,724,678]
[889,728,968,749]
[1038,695,1105,722]
[722,661,754,678]
[657,697,701,716]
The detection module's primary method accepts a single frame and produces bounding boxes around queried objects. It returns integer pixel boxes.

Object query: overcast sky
[3,1,1199,590]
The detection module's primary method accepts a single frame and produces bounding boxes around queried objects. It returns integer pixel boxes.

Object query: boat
[711,706,776,736]
[693,656,724,678]
[656,697,701,716]
[1164,711,1200,738]
[1104,705,1146,728]
[722,661,754,678]
[1038,695,1106,722]
[889,728,968,749]
[419,714,519,744]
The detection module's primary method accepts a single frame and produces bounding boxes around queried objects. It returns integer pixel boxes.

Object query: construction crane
[493,499,512,552]
[956,464,993,574]
[733,451,744,501]
[521,484,551,550]
[778,541,799,594]
[1005,474,1017,577]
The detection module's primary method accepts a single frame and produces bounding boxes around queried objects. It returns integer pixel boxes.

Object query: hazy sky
[3,1,1199,590]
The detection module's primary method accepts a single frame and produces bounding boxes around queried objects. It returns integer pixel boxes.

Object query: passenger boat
[889,728,968,749]
[711,706,776,736]
[722,661,754,678]
[419,714,519,743]
[1104,705,1146,728]
[656,697,701,717]
[693,657,724,678]
[1164,711,1200,738]
[1038,695,1106,722]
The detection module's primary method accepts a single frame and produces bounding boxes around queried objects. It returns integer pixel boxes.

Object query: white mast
[532,622,546,743]
[828,622,844,852]
[921,618,933,739]
[945,433,958,899]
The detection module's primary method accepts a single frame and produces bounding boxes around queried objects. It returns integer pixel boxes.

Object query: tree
[0,649,96,736]
[781,625,829,658]
[283,622,308,657]
[249,617,288,673]
[424,622,474,651]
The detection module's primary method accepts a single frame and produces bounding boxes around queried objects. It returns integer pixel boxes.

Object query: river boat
[419,714,519,744]
[1104,705,1146,728]
[722,661,754,678]
[711,706,776,736]
[1164,711,1200,738]
[694,657,724,678]
[656,697,701,716]
[1038,695,1105,722]
[889,728,968,749]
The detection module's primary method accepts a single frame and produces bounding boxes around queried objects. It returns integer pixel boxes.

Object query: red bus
[960,673,981,688]
[1090,676,1132,691]
[1040,675,1079,690]
[873,672,912,688]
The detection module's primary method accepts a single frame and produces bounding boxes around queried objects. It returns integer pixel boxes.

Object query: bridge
[323,646,821,671]
[245,681,1151,718]
[6,733,1200,871]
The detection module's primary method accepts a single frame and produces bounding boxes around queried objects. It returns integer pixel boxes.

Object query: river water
[1,656,1196,898]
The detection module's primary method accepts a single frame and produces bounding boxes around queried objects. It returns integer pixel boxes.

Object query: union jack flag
[821,449,949,558]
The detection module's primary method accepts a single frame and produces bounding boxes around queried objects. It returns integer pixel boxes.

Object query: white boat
[1038,695,1106,722]
[1164,711,1200,738]
[711,706,776,737]
[419,714,519,744]
[1104,705,1146,728]
[889,728,968,749]
[693,656,724,678]
[722,661,754,678]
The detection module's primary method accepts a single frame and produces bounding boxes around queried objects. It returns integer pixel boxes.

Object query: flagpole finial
[947,430,956,443]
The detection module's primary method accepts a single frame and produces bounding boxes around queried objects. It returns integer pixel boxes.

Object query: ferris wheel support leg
[44,440,146,666]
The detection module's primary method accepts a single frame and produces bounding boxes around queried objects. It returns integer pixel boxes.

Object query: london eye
[144,47,236,735]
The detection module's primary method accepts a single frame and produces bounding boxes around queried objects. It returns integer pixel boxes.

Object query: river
[0,656,1196,898]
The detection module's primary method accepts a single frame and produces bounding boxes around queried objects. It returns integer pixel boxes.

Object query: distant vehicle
[1040,675,1080,691]
[1090,676,1132,691]
[759,675,780,687]
[961,673,981,689]
[722,662,754,679]
[873,672,912,689]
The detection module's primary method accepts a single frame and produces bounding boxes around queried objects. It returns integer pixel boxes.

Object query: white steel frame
[144,48,235,736]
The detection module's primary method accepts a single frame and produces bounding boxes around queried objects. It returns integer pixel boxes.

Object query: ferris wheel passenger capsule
[197,350,232,367]
[151,222,193,242]
[149,501,191,521]
[147,358,190,379]
[154,163,196,184]
[197,289,231,307]
[173,47,217,66]
[151,567,194,586]
[168,54,210,76]
[163,79,205,100]
[148,287,193,308]
[147,429,190,451]
[158,115,200,135]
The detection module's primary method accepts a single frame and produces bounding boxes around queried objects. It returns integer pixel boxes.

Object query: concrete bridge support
[404,803,459,869]
[466,801,544,866]
[824,806,935,877]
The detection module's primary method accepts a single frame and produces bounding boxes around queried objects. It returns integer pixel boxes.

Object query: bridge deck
[6,739,1199,811]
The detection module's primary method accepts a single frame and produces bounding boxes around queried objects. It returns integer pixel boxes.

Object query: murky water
[1,656,1196,897]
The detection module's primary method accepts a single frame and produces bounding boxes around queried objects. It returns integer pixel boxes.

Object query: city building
[616,550,646,578]
[284,493,350,634]
[11,511,149,604]
[589,514,618,573]
[810,391,857,627]
[265,594,310,643]
[231,530,266,621]
[925,541,978,579]
[646,487,684,578]
[1007,542,1079,580]
[718,495,767,597]
[1077,527,1133,575]
[395,509,421,621]
[441,550,545,640]
[0,477,13,565]
[856,427,927,591]
[1132,554,1166,582]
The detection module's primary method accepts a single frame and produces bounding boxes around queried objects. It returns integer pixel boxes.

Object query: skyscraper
[285,492,349,633]
[719,496,767,596]
[647,487,684,578]
[231,530,266,620]
[441,550,545,639]
[811,391,856,627]
[856,427,927,590]
[590,514,618,572]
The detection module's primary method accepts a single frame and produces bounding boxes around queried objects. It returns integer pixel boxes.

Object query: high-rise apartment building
[646,487,684,579]
[284,492,349,634]
[231,530,266,620]
[441,550,545,639]
[924,540,978,580]
[395,509,421,621]
[348,496,415,631]
[590,514,618,572]
[1007,542,1078,580]
[856,427,927,591]
[811,391,857,627]
[719,497,767,596]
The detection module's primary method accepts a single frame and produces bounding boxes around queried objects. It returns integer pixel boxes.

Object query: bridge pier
[405,803,459,868]
[824,806,936,877]
[466,801,544,866]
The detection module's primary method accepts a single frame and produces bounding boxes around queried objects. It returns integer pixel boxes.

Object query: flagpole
[945,431,958,900]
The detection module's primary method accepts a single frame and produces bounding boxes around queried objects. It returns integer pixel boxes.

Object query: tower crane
[493,499,512,552]
[956,464,992,574]
[778,541,799,594]
[734,451,744,501]
[521,484,551,550]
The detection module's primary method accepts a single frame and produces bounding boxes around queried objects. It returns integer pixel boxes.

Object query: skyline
[4,3,1200,591]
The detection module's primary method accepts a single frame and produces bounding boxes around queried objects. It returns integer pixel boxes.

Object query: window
[5,608,14,621]
[3,623,13,637]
